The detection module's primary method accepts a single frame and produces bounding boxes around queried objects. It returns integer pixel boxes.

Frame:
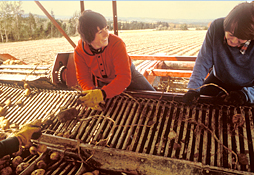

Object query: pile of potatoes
[0,144,47,175]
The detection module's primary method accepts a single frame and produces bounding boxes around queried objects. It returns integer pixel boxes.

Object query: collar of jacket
[82,42,107,56]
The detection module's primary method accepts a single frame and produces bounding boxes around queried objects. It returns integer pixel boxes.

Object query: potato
[16,162,29,174]
[92,170,100,175]
[57,107,78,123]
[36,160,47,169]
[0,166,12,175]
[29,146,38,155]
[37,144,47,154]
[24,88,31,97]
[4,99,11,107]
[31,169,45,175]
[82,172,94,175]
[0,117,9,130]
[15,100,23,106]
[50,152,61,161]
[0,132,7,141]
[0,155,10,170]
[0,107,6,115]
[12,156,23,168]
[24,83,30,89]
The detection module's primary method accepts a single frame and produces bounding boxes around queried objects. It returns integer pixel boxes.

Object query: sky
[21,1,246,20]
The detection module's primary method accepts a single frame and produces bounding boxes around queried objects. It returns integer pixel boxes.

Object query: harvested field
[0,30,207,65]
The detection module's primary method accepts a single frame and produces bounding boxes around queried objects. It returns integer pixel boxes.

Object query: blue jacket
[188,18,254,103]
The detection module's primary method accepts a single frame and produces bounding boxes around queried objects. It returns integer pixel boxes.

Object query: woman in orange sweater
[74,10,155,110]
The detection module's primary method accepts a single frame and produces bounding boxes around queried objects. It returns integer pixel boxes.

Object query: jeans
[97,63,155,91]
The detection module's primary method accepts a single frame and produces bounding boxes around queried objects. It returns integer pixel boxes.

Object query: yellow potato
[24,88,31,97]
[16,162,29,174]
[0,107,6,115]
[50,152,61,161]
[37,144,47,154]
[29,146,38,155]
[31,169,45,175]
[36,160,47,169]
[12,156,23,168]
[4,99,11,107]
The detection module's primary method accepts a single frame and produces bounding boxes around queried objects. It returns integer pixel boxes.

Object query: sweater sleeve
[74,49,96,91]
[242,87,254,104]
[101,40,131,98]
[187,22,215,91]
[0,137,19,158]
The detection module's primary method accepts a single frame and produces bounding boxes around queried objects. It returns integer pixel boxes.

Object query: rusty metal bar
[80,1,84,13]
[179,106,190,159]
[165,104,178,157]
[112,1,118,36]
[147,69,193,78]
[122,99,143,150]
[34,1,76,48]
[202,105,210,165]
[143,100,160,153]
[130,55,197,61]
[210,108,216,166]
[186,106,196,160]
[217,107,223,166]
[149,102,165,155]
[136,100,155,153]
[193,104,202,162]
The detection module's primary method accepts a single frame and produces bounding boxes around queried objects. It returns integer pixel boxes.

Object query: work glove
[79,89,105,111]
[183,90,200,105]
[13,119,42,148]
[223,90,247,106]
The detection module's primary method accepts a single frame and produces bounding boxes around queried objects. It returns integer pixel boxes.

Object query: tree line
[0,1,208,43]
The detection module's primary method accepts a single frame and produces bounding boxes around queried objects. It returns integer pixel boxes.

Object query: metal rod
[34,1,76,48]
[112,1,118,36]
[80,1,84,13]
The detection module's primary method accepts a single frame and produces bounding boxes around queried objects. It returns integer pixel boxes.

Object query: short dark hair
[77,10,107,44]
[224,2,254,40]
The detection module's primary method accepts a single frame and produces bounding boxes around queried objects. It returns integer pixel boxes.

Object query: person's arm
[242,87,254,104]
[187,22,215,91]
[0,137,19,158]
[74,49,96,91]
[101,40,131,98]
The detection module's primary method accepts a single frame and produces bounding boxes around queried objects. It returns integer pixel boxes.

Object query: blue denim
[97,63,155,91]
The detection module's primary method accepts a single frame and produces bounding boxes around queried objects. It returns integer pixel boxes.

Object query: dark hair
[224,2,254,40]
[77,10,107,44]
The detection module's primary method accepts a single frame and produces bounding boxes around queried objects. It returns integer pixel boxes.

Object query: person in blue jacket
[183,2,254,106]
[0,120,41,158]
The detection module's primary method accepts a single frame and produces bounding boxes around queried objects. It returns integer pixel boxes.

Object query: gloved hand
[79,89,105,111]
[183,90,200,105]
[224,90,247,106]
[14,119,41,148]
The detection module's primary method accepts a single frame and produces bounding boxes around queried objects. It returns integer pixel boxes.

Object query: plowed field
[0,30,207,65]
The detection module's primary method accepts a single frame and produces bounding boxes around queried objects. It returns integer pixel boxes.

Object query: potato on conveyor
[23,88,31,97]
[16,162,29,174]
[0,117,9,130]
[29,145,38,155]
[50,152,61,161]
[56,107,78,123]
[12,156,23,168]
[4,99,11,107]
[0,166,12,175]
[36,160,47,169]
[31,168,45,175]
[0,107,6,115]
[37,144,47,154]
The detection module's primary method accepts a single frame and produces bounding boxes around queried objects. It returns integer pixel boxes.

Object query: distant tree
[180,23,188,30]
[10,1,24,41]
[0,1,13,42]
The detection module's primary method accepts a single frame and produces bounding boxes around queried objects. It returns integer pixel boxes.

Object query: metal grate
[1,84,254,174]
